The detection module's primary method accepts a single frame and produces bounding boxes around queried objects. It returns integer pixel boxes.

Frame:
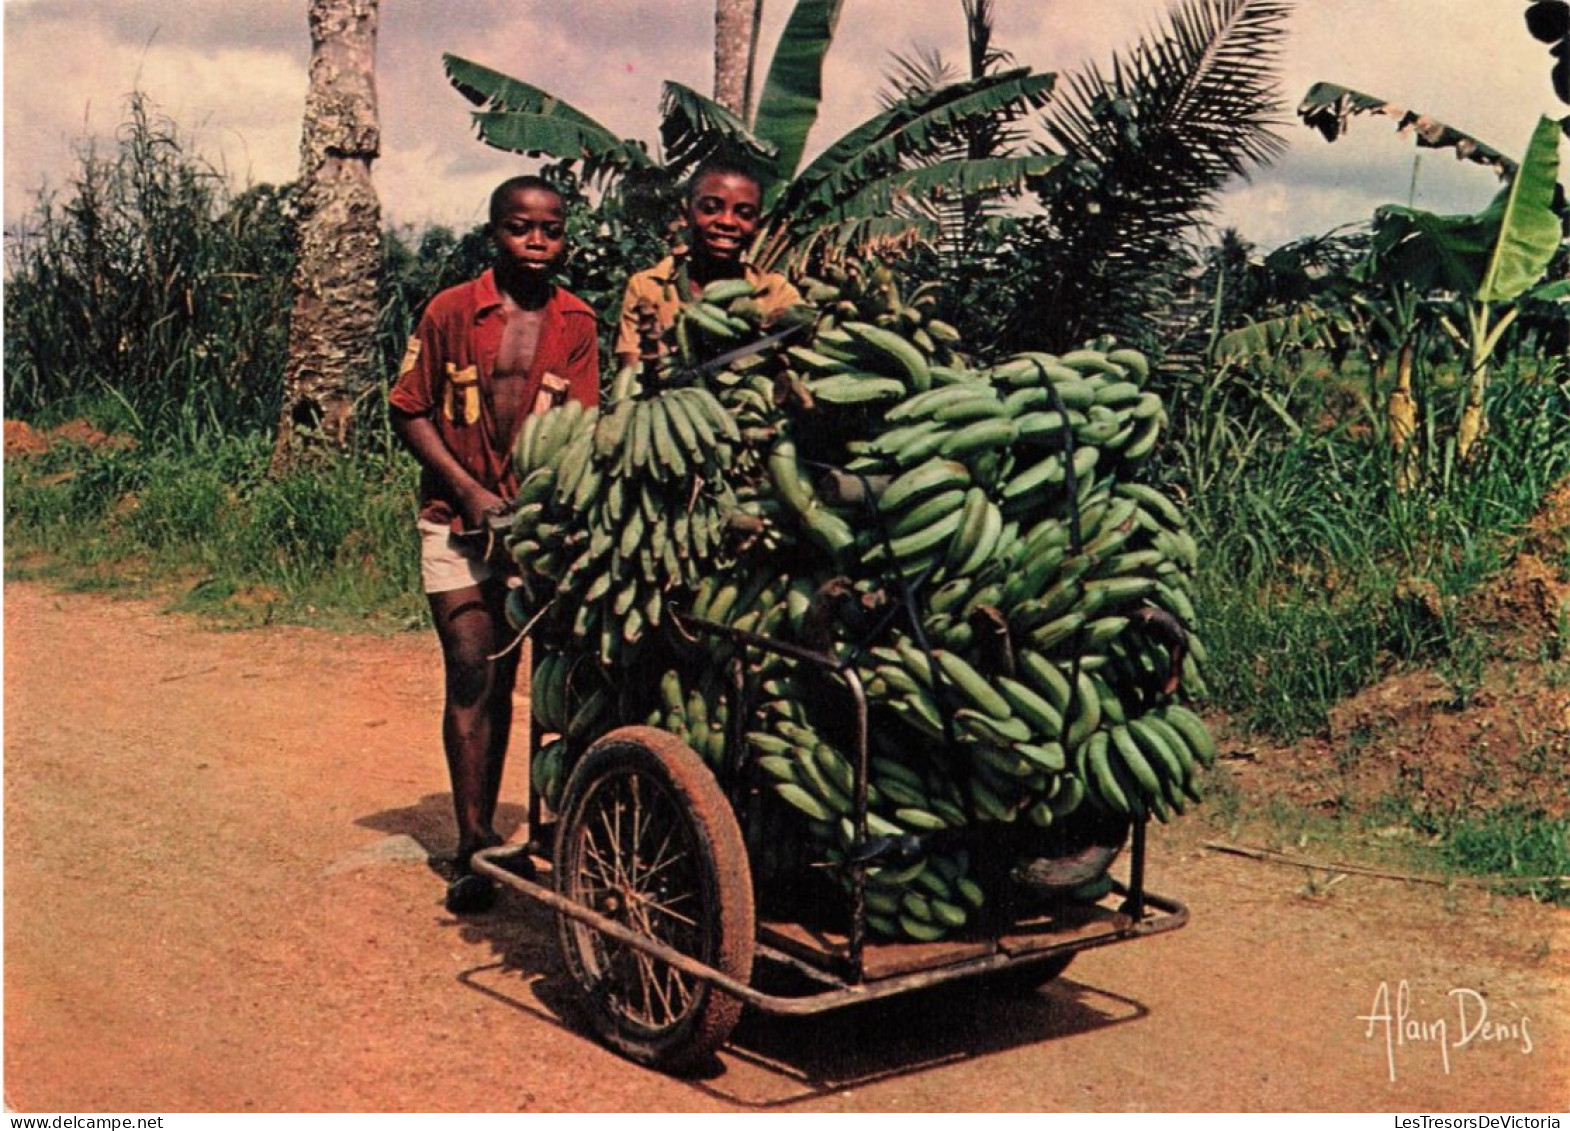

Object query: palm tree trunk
[713,0,762,119]
[272,0,382,474]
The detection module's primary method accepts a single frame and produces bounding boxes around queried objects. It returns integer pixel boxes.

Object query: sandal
[444,871,498,915]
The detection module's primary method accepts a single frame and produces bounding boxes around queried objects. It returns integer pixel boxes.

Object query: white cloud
[4,16,305,214]
[4,0,1557,249]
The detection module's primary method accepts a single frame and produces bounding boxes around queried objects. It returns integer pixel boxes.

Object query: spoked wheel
[553,726,755,1074]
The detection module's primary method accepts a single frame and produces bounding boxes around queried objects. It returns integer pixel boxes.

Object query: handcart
[471,608,1189,1075]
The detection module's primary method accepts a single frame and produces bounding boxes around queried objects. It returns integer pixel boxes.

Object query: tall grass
[2,93,454,626]
[4,95,297,446]
[1185,357,1570,738]
[4,435,424,628]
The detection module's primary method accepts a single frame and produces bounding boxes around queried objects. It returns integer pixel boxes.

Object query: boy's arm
[390,408,507,529]
[612,278,644,371]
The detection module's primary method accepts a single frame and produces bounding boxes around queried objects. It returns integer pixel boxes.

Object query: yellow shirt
[613,255,803,361]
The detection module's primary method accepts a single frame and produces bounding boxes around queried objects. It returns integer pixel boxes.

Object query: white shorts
[418,518,498,594]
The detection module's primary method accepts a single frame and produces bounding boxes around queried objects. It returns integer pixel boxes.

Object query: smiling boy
[613,159,802,370]
[389,175,599,913]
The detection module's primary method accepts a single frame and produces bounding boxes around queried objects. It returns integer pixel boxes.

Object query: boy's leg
[479,582,523,837]
[429,582,512,869]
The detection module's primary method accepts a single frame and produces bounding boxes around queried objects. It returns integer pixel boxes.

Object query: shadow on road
[449,917,1148,1109]
[355,792,531,875]
[356,796,1153,1106]
[698,974,1147,1107]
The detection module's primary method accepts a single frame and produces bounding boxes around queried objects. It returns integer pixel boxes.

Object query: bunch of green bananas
[744,681,984,940]
[527,647,615,805]
[505,259,1218,945]
[642,665,733,773]
[503,371,745,670]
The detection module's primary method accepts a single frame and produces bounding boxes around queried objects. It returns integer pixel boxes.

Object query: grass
[1442,808,1569,904]
[4,431,428,632]
[1194,771,1570,907]
[1186,363,1570,739]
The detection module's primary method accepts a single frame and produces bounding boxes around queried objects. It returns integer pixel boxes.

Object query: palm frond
[1041,0,1291,194]
[658,82,779,182]
[882,46,959,110]
[1006,0,1294,350]
[963,0,1013,77]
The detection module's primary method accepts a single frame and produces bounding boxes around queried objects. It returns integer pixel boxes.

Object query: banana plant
[442,0,1059,270]
[1344,115,1565,463]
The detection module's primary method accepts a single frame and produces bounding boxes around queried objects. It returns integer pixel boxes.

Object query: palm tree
[997,0,1294,354]
[273,0,382,472]
[713,0,764,118]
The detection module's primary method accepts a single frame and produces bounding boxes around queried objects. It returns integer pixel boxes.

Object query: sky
[3,1,1563,252]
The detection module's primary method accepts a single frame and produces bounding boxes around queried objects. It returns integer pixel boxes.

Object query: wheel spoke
[578,837,619,886]
[593,792,626,890]
[556,739,749,1064]
[618,896,697,1026]
[626,775,648,880]
[633,820,688,888]
[632,889,700,932]
[632,945,679,1025]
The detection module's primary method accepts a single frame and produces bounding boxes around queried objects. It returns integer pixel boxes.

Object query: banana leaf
[466,112,653,182]
[785,213,939,258]
[751,0,845,188]
[790,154,1061,224]
[1365,116,1563,302]
[1477,115,1564,303]
[1365,204,1500,296]
[658,81,779,180]
[1215,306,1335,365]
[1525,279,1570,302]
[445,53,650,184]
[1297,81,1517,178]
[444,54,613,131]
[784,69,1057,214]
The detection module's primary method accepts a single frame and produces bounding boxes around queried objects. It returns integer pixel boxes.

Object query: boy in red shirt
[390,176,599,913]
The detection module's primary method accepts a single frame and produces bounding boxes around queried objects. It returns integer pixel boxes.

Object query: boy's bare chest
[491,309,545,440]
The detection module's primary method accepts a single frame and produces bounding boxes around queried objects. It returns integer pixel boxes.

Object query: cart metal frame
[471,607,1188,1058]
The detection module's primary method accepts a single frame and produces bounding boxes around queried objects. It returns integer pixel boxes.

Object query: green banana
[878,459,971,514]
[932,649,1012,719]
[1163,703,1218,767]
[842,320,932,392]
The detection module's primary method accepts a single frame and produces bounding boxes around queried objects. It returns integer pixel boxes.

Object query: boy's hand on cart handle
[455,484,509,535]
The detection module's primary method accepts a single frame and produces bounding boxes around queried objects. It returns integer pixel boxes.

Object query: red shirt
[389,269,599,525]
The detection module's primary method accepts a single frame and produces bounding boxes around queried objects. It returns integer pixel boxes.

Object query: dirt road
[4,580,1565,1112]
